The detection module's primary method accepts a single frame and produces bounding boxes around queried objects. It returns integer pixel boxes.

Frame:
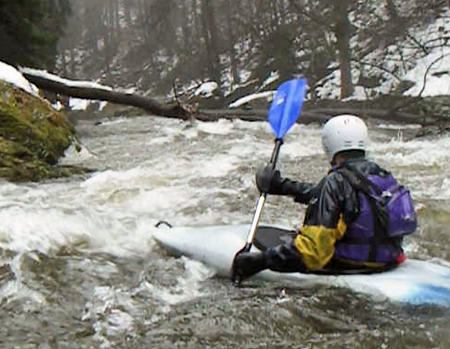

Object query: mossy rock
[0,81,85,182]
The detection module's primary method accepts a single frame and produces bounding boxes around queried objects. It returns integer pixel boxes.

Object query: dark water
[0,116,449,348]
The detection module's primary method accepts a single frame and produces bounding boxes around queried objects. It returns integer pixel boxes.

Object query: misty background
[2,0,449,108]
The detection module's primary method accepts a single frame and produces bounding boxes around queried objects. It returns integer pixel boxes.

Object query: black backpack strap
[338,167,389,262]
[338,167,381,197]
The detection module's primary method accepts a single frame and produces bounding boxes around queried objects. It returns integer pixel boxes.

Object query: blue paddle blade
[268,78,307,139]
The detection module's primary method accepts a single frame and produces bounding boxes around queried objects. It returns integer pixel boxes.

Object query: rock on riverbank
[0,80,84,182]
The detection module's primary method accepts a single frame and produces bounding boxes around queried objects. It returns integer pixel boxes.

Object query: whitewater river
[0,115,449,348]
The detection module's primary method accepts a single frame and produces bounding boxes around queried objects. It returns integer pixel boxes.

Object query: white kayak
[152,223,450,307]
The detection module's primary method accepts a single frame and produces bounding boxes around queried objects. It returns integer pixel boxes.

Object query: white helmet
[321,114,368,161]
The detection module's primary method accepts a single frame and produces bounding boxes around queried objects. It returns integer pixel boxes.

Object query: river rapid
[0,115,449,349]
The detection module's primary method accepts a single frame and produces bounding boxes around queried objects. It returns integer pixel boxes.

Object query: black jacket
[265,157,401,271]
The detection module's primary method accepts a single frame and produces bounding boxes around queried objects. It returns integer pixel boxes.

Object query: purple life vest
[334,168,417,264]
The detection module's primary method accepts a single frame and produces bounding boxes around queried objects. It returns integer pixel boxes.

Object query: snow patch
[316,9,450,100]
[261,71,280,89]
[19,67,113,91]
[52,101,64,111]
[0,61,39,96]
[404,46,450,96]
[194,81,218,97]
[239,69,252,84]
[68,98,108,111]
[69,98,90,110]
[229,90,275,108]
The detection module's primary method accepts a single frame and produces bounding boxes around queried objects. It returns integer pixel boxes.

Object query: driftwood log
[21,69,440,126]
[21,71,190,120]
[197,107,433,125]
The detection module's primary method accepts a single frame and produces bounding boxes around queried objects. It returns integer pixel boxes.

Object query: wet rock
[0,81,87,182]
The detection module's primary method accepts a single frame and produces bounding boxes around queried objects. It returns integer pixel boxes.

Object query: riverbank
[0,79,86,182]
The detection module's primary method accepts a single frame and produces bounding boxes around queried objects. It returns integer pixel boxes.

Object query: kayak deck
[152,223,450,307]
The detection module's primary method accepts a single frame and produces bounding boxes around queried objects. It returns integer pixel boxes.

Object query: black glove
[255,165,282,194]
[233,251,268,280]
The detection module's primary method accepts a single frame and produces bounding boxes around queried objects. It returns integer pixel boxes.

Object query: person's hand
[233,251,267,280]
[255,165,281,193]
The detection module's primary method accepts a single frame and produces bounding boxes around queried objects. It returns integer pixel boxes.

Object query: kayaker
[234,114,417,279]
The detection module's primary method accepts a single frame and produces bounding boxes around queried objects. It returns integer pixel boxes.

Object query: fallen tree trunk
[20,68,438,126]
[196,107,434,125]
[21,70,190,120]
[196,109,330,124]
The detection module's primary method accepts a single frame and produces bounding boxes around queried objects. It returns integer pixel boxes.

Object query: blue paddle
[231,78,307,284]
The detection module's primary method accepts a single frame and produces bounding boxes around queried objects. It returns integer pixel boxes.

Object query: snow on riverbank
[19,67,113,91]
[228,8,450,107]
[19,66,114,111]
[0,61,39,96]
[317,8,450,100]
[0,60,108,111]
[4,8,450,112]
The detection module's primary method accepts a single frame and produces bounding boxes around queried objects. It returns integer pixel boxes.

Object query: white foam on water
[143,257,215,309]
[86,215,158,257]
[195,153,240,177]
[0,117,448,267]
[97,117,129,126]
[144,122,190,146]
[437,178,450,200]
[0,140,247,256]
[196,119,234,135]
[366,133,450,200]
[222,123,324,167]
[83,286,138,349]
[232,118,271,134]
[282,124,324,158]
[0,207,90,254]
[143,149,241,182]
[1,112,449,342]
[371,135,450,167]
[61,143,96,165]
[0,253,47,308]
[81,168,173,202]
[124,186,200,214]
[0,180,158,258]
[376,123,422,130]
[180,125,199,139]
[403,239,421,255]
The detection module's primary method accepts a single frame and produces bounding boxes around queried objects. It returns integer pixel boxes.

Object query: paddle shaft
[242,138,283,249]
[230,78,306,285]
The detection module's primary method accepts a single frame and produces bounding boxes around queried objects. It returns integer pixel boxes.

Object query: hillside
[56,0,450,110]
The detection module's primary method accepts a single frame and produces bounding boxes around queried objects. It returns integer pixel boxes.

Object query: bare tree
[332,0,354,98]
[55,0,450,103]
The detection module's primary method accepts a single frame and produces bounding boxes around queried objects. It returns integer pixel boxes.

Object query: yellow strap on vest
[294,216,347,270]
